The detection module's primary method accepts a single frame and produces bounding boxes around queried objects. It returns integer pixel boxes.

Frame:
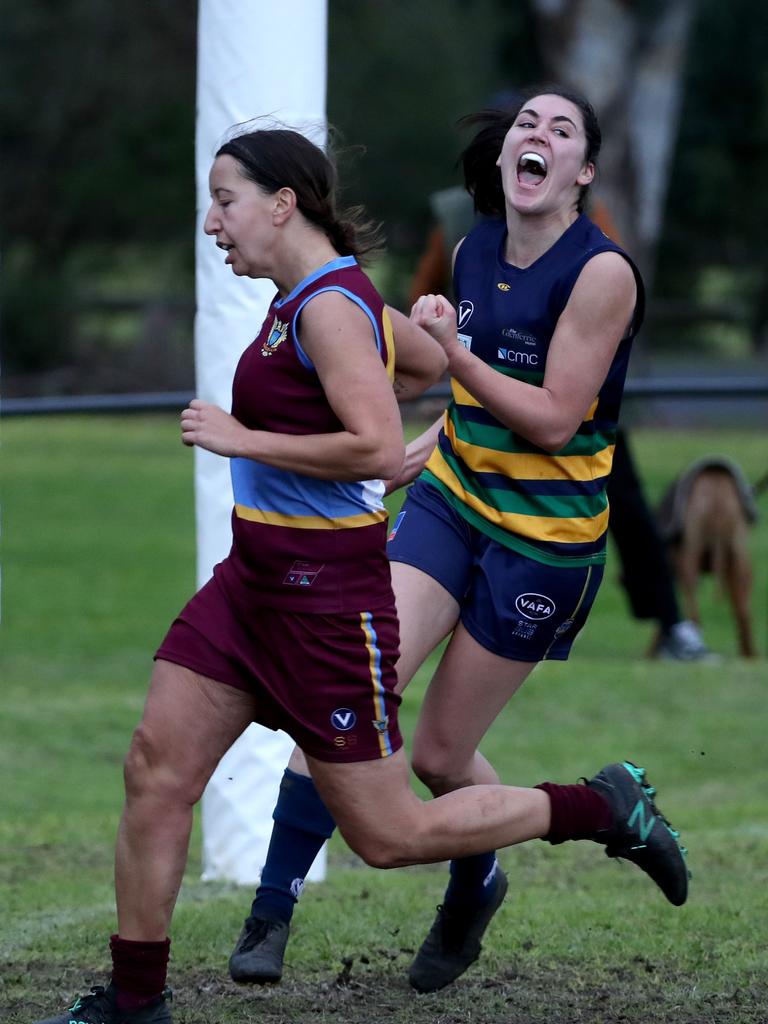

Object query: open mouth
[517,152,547,187]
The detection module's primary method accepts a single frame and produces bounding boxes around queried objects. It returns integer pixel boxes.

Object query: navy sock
[444,852,499,911]
[251,768,336,924]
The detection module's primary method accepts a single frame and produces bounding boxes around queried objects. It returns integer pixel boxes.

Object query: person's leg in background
[607,428,713,660]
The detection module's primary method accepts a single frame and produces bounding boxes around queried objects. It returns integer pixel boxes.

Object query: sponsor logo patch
[515,592,556,621]
[497,282,511,291]
[511,619,537,639]
[333,734,358,749]
[497,347,539,366]
[331,708,357,731]
[261,315,288,356]
[502,326,538,346]
[283,560,324,586]
[372,716,390,733]
[457,332,472,351]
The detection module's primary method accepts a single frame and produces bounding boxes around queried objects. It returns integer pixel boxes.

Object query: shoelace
[68,986,108,1012]
[641,783,689,857]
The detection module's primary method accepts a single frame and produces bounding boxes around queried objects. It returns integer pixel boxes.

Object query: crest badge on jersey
[261,315,288,357]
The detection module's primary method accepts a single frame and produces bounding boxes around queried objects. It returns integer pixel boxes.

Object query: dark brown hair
[217,128,382,263]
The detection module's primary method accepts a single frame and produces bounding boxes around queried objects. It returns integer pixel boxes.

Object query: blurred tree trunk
[530,0,697,289]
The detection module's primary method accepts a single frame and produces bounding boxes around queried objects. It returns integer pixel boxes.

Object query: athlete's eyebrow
[213,187,234,196]
[517,108,579,130]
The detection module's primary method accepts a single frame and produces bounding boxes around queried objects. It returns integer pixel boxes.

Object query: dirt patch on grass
[6,957,765,1024]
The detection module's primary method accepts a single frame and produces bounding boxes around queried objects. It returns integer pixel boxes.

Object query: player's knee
[340,822,417,869]
[411,747,461,795]
[123,724,202,806]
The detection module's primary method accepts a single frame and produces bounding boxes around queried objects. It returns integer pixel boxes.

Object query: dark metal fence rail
[2,377,768,417]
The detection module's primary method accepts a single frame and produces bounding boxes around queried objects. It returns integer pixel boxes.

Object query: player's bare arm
[182,291,404,481]
[387,305,447,401]
[413,252,636,451]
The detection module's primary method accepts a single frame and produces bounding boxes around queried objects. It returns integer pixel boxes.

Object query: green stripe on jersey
[448,409,615,460]
[422,472,607,568]
[438,449,608,518]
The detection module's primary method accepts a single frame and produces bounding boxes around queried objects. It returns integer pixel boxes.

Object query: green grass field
[1,416,766,1023]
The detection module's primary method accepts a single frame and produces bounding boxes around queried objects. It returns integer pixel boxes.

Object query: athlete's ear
[577,162,595,187]
[272,187,297,224]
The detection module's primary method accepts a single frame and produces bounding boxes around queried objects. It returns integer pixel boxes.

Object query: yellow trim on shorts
[359,611,393,758]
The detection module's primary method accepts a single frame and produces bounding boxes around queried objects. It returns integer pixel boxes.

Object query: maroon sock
[535,782,613,845]
[110,934,170,1011]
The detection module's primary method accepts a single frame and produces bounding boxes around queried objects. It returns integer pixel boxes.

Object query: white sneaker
[657,620,719,662]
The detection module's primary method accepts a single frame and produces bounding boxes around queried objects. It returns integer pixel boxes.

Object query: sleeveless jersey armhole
[292,286,383,371]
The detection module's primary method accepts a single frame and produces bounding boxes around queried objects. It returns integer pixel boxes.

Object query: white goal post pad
[196,0,328,885]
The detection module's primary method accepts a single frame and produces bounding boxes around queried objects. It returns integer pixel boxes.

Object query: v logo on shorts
[331,708,357,731]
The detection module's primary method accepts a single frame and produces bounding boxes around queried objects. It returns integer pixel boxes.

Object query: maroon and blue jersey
[214,255,397,613]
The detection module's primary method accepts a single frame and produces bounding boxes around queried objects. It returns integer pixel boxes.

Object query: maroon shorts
[155,573,402,764]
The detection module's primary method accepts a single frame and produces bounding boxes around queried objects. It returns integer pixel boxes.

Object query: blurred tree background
[1,0,767,396]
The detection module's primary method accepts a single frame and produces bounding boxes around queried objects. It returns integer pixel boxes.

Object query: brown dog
[657,457,759,658]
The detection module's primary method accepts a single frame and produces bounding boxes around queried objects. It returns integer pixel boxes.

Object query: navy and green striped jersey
[422,213,644,567]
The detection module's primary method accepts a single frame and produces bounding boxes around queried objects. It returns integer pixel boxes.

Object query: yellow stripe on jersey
[234,504,388,530]
[451,380,482,407]
[382,308,396,383]
[451,381,600,423]
[444,416,616,481]
[426,452,610,543]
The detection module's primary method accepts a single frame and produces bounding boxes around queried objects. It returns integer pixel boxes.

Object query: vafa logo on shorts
[515,592,556,620]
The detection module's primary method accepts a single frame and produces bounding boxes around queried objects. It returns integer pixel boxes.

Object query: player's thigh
[129,659,259,794]
[412,622,535,772]
[306,748,422,865]
[391,561,460,693]
[387,481,476,691]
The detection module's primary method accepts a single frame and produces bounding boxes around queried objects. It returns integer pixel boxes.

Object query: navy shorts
[387,480,604,662]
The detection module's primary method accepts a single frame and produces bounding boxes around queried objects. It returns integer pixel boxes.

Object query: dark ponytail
[458,109,516,217]
[217,127,383,263]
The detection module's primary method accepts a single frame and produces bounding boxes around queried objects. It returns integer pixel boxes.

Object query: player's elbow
[535,428,573,453]
[526,417,579,453]
[427,347,449,382]
[358,433,405,481]
[375,440,407,481]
